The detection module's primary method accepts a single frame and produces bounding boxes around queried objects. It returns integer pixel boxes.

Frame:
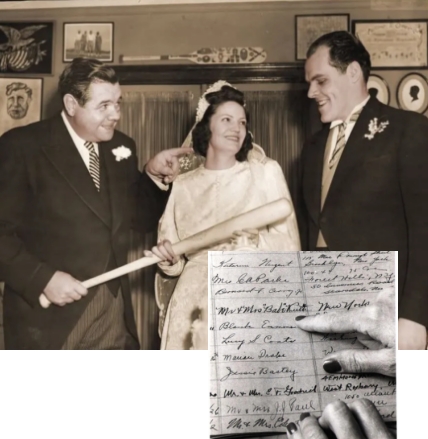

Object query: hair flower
[195,80,238,122]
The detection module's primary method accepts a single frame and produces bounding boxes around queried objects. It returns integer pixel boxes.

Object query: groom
[300,31,428,350]
[0,58,187,349]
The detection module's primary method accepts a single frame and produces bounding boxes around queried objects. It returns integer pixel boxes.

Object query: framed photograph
[0,22,53,74]
[0,77,43,136]
[352,20,428,69]
[63,22,113,62]
[396,72,428,114]
[295,14,350,60]
[367,74,390,105]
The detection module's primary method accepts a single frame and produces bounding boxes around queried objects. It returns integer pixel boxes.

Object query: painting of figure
[0,78,43,136]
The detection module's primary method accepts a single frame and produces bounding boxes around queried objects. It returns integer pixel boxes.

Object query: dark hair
[6,82,32,98]
[306,31,371,83]
[192,85,253,161]
[58,58,118,106]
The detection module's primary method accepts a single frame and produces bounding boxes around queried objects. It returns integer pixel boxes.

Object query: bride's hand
[232,228,260,248]
[144,239,179,265]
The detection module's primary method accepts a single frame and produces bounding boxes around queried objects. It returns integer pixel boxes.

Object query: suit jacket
[299,96,428,327]
[0,114,170,349]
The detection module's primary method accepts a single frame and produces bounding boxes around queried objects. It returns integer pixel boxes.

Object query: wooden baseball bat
[119,47,267,64]
[39,198,290,308]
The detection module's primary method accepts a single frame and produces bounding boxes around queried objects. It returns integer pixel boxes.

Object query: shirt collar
[330,95,370,129]
[61,110,97,149]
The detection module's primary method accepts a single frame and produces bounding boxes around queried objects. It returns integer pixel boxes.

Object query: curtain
[245,90,312,207]
[117,91,193,349]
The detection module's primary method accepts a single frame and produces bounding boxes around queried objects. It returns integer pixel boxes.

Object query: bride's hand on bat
[144,239,179,265]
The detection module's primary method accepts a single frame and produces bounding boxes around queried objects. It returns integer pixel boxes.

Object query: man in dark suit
[0,58,186,349]
[300,31,428,350]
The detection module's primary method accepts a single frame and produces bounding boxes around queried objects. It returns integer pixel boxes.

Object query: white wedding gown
[157,154,300,349]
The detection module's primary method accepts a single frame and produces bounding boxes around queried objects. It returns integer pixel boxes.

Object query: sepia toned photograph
[63,22,113,62]
[295,14,349,60]
[0,21,53,74]
[0,77,42,136]
[353,19,428,68]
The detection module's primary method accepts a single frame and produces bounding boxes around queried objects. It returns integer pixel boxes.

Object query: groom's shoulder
[378,101,428,128]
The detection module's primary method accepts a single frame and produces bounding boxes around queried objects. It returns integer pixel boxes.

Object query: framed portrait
[396,73,428,114]
[0,22,54,74]
[0,77,43,136]
[352,20,428,69]
[367,74,390,105]
[295,14,350,61]
[63,22,114,62]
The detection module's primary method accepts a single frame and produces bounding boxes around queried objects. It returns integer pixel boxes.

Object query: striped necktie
[329,110,362,169]
[84,141,101,191]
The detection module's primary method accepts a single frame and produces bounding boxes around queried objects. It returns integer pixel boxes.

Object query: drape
[117,91,193,349]
[244,90,312,207]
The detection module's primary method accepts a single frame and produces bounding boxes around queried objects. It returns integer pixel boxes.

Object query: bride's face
[208,101,247,155]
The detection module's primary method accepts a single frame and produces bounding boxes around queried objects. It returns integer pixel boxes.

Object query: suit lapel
[304,126,329,225]
[42,115,111,228]
[99,139,125,235]
[323,97,383,209]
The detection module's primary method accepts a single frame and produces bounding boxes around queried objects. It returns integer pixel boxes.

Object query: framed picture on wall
[397,72,428,113]
[352,20,428,69]
[0,77,43,136]
[295,14,350,61]
[367,74,390,105]
[0,22,54,74]
[63,22,114,62]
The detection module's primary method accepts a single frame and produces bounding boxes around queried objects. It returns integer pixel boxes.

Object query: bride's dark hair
[192,85,253,161]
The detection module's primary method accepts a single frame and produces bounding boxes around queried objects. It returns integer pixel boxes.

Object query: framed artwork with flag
[0,21,54,74]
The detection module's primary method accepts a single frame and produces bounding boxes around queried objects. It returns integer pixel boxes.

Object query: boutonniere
[112,146,132,161]
[364,117,389,140]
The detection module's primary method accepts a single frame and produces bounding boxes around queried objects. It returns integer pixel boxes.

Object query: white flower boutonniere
[364,117,389,140]
[112,146,132,162]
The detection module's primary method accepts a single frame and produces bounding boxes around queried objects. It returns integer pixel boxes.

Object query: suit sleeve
[129,139,171,234]
[0,130,55,306]
[398,113,428,327]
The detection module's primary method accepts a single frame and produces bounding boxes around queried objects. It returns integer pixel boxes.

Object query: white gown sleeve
[156,187,186,277]
[257,160,301,251]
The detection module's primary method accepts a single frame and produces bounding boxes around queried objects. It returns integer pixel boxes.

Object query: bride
[148,81,301,350]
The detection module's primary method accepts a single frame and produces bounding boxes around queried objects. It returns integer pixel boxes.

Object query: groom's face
[305,46,353,123]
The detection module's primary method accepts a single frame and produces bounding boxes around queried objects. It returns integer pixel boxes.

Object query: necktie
[328,110,362,169]
[84,141,101,191]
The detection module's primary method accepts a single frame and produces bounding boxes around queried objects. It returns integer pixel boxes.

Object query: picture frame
[352,20,428,69]
[367,74,390,105]
[63,22,114,62]
[295,14,350,61]
[0,77,43,136]
[396,72,428,114]
[0,22,54,74]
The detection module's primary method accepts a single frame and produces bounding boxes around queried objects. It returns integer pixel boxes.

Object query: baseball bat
[39,198,290,308]
[119,47,267,64]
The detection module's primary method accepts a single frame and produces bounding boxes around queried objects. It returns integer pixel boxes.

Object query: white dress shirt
[61,110,99,173]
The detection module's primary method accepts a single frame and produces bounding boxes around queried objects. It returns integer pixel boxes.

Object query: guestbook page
[209,251,396,436]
